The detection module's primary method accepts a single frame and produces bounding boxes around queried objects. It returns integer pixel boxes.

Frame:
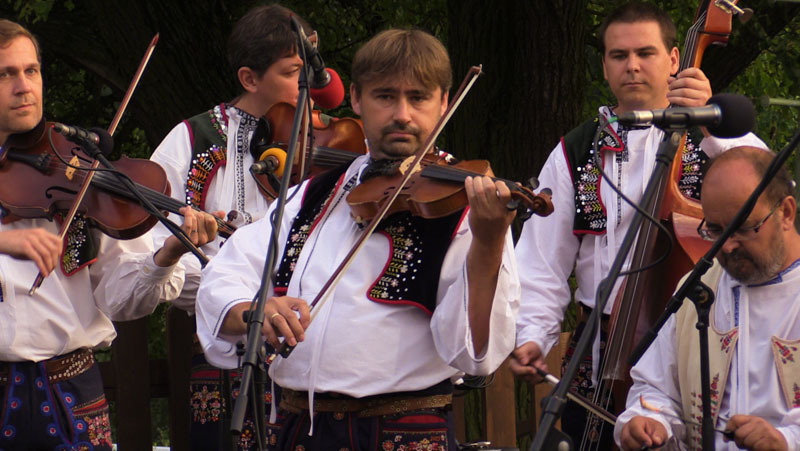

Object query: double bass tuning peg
[714,0,754,24]
[737,7,754,24]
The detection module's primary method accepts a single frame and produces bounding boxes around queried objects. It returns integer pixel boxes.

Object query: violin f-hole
[45,186,79,199]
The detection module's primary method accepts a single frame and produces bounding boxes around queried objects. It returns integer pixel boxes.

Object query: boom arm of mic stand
[531,129,684,451]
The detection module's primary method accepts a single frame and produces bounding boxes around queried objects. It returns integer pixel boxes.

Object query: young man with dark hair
[148,4,315,449]
[196,28,519,449]
[511,2,766,448]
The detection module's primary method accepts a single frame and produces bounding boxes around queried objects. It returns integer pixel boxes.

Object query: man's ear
[781,195,798,231]
[669,46,680,75]
[439,91,449,116]
[238,67,258,93]
[350,83,362,115]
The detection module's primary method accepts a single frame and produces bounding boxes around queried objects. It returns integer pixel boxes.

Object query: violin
[0,119,236,239]
[347,153,554,224]
[252,102,367,199]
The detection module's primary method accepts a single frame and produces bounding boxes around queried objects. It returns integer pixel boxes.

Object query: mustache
[381,122,420,136]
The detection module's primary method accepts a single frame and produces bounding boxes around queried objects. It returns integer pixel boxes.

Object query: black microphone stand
[531,124,685,451]
[229,17,312,450]
[628,126,800,449]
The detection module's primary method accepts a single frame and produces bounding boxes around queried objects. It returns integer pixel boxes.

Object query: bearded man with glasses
[615,146,800,450]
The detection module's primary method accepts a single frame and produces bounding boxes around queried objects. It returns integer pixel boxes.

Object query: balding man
[615,146,800,451]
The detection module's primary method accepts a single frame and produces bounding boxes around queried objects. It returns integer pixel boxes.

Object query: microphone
[293,19,345,109]
[309,68,345,110]
[251,147,286,176]
[52,123,115,156]
[615,93,756,138]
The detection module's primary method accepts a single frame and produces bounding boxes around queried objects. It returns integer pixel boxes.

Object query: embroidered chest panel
[272,175,341,293]
[61,214,99,275]
[369,216,425,305]
[185,105,227,211]
[771,336,800,409]
[684,328,739,450]
[563,117,707,235]
[273,165,463,315]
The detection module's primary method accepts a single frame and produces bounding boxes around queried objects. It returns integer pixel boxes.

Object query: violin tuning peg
[506,199,533,221]
[526,176,540,190]
[505,200,520,212]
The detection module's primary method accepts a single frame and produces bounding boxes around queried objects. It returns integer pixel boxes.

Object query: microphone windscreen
[706,93,756,138]
[90,127,115,158]
[310,68,345,109]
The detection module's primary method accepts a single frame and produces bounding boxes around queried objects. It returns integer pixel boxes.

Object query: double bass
[578,1,749,448]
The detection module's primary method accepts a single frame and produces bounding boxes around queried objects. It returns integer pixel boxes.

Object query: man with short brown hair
[196,28,519,449]
[0,18,216,450]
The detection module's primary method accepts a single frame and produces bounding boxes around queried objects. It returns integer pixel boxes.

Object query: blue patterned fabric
[0,358,112,450]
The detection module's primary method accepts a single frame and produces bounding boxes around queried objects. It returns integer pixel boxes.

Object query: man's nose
[392,98,412,124]
[625,55,640,72]
[13,73,33,95]
[720,237,742,254]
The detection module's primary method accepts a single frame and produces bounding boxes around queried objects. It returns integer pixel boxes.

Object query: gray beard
[720,233,786,285]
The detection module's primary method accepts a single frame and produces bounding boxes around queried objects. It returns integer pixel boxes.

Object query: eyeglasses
[697,201,782,242]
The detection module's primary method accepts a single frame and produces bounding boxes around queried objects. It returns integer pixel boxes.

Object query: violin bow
[29,34,159,295]
[268,65,484,363]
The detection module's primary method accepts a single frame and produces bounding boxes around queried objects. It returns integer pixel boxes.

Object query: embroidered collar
[230,106,259,125]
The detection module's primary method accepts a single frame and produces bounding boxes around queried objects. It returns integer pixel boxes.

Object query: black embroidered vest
[273,163,466,316]
[562,116,707,235]
[182,104,228,211]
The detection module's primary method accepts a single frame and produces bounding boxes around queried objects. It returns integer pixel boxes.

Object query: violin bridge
[398,156,421,176]
[65,155,80,180]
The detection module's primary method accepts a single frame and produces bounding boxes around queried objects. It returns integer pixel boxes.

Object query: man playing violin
[510,1,765,448]
[196,29,519,449]
[0,19,218,450]
[148,5,317,449]
[616,146,800,450]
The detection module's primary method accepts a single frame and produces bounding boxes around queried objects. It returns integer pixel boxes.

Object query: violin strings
[311,146,360,167]
[43,156,234,236]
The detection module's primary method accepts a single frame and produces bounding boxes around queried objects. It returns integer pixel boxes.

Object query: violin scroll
[507,183,553,221]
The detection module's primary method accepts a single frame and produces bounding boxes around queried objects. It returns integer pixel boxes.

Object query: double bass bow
[577,1,751,448]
